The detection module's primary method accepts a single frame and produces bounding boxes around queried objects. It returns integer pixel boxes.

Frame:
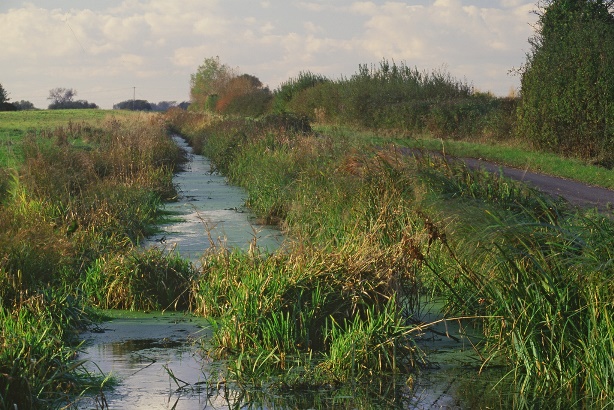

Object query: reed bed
[0,113,188,408]
[168,109,614,408]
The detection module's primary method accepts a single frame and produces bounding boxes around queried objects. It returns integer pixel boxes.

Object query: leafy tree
[13,100,35,110]
[517,0,614,162]
[113,99,152,111]
[189,56,234,111]
[0,83,8,105]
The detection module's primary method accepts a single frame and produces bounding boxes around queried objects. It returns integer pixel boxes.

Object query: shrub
[516,0,614,162]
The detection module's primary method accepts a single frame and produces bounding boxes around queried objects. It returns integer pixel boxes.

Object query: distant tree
[190,56,234,111]
[216,74,265,112]
[0,83,17,111]
[13,100,35,110]
[47,88,97,109]
[113,99,152,111]
[0,102,17,111]
[177,101,190,110]
[150,101,177,112]
[0,83,8,105]
[49,100,98,110]
[48,87,76,105]
[517,0,614,161]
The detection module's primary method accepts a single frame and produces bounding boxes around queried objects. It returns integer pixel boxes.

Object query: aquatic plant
[83,247,195,311]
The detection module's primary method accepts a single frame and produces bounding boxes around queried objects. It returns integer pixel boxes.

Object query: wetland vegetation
[1,1,613,407]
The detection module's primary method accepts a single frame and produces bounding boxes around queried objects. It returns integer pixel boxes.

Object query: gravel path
[398,147,614,214]
[461,157,614,213]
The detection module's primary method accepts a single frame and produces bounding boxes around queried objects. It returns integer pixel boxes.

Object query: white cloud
[0,0,538,109]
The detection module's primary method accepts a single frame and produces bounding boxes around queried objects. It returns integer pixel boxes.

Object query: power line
[64,17,87,54]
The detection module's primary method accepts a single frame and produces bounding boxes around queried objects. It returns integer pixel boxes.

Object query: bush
[516,0,614,162]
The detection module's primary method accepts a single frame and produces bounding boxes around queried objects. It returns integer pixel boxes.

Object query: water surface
[144,135,283,262]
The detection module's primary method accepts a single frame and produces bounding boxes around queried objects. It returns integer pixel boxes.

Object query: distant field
[0,109,138,167]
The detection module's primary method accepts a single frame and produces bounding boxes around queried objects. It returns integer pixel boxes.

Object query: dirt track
[461,157,614,214]
[399,148,614,214]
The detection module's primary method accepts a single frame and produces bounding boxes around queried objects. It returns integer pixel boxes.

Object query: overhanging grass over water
[168,109,613,408]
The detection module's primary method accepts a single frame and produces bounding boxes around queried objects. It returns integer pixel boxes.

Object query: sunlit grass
[316,124,614,190]
[169,109,614,407]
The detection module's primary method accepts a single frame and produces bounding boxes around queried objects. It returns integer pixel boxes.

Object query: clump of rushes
[83,247,195,311]
[193,236,424,388]
[444,208,614,407]
[413,158,614,406]
[0,289,102,409]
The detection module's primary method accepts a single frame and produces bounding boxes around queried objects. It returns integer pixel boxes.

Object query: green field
[317,125,614,191]
[0,109,138,167]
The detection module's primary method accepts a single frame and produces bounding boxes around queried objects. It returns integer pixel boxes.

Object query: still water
[76,136,492,409]
[77,136,284,408]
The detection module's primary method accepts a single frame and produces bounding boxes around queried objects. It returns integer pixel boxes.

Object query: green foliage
[272,71,330,113]
[517,0,614,162]
[189,56,233,111]
[276,59,516,141]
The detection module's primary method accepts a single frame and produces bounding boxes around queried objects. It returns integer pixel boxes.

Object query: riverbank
[165,109,614,409]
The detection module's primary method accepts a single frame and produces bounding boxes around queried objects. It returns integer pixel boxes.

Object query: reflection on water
[77,313,211,409]
[143,136,283,263]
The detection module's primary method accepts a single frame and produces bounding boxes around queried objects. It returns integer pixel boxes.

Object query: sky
[0,1,538,109]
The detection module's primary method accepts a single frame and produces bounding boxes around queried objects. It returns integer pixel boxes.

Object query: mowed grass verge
[316,125,614,191]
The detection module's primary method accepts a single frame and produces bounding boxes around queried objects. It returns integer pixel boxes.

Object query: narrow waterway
[76,136,498,409]
[77,136,284,409]
[144,135,284,261]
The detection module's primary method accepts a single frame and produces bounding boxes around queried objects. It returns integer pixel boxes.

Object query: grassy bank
[0,110,194,408]
[167,109,613,408]
[320,125,614,191]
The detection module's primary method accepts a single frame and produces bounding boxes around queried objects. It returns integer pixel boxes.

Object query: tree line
[0,85,188,112]
[188,0,614,166]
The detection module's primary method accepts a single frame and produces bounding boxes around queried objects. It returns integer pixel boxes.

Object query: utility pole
[132,86,135,110]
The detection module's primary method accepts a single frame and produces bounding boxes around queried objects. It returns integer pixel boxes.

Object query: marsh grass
[0,112,190,407]
[83,247,195,311]
[0,288,103,409]
[170,108,614,407]
[417,162,614,406]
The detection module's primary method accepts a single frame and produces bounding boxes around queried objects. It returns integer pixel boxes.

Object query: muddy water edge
[76,135,504,409]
